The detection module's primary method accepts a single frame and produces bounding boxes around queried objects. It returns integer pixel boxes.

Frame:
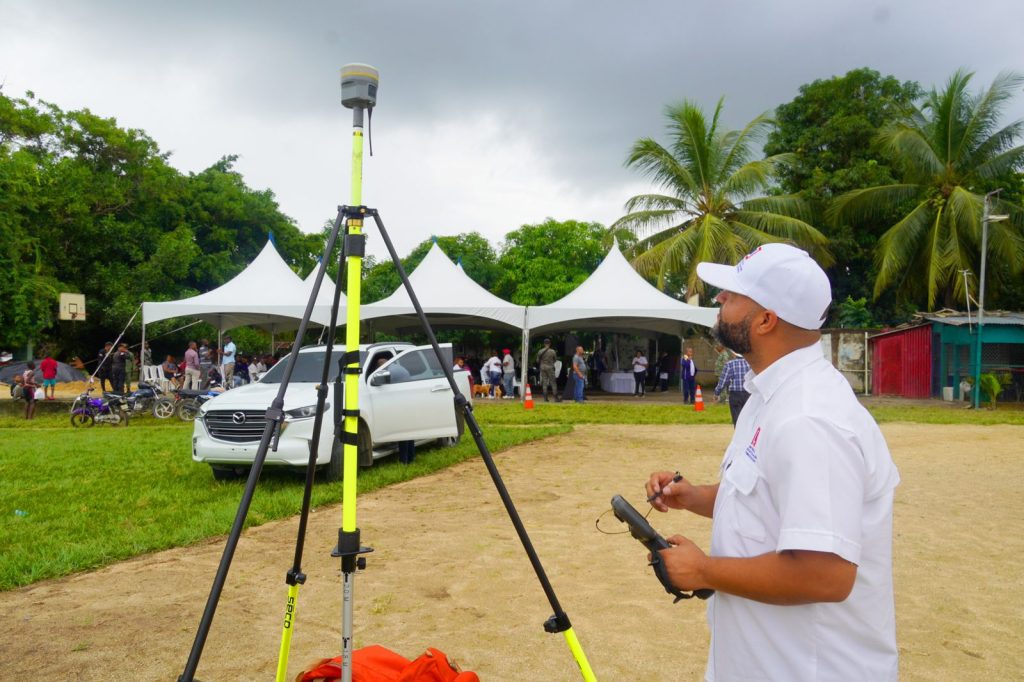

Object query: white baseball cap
[696,243,832,330]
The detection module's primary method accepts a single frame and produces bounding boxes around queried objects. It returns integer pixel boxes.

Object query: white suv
[192,342,472,481]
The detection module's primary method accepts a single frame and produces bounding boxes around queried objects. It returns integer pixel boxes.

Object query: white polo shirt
[706,343,900,681]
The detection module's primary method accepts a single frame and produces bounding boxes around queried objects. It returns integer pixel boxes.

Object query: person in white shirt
[631,350,648,397]
[645,243,900,681]
[248,356,267,382]
[483,351,502,399]
[221,336,237,388]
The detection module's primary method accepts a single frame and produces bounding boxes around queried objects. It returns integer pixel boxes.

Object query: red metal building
[870,324,932,398]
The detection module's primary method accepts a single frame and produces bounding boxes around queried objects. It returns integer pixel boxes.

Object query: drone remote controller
[611,495,714,602]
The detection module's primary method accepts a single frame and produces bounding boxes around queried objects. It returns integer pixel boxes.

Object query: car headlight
[285,403,328,420]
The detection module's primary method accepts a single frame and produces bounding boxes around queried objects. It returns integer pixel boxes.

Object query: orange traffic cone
[694,385,705,412]
[524,384,535,410]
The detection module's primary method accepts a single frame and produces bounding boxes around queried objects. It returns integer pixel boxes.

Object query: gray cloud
[2,0,1022,256]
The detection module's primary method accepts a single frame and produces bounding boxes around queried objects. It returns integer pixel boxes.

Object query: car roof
[294,342,414,353]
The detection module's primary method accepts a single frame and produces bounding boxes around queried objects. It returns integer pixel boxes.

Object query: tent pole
[218,326,224,385]
[140,317,147,385]
[520,309,530,402]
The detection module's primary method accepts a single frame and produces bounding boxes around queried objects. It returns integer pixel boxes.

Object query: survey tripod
[178,65,596,682]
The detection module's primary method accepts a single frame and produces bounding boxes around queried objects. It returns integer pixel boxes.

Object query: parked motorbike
[175,387,221,421]
[70,389,130,427]
[124,382,174,418]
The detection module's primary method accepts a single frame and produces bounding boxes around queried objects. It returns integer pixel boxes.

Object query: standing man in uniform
[536,338,559,402]
[110,343,131,394]
[645,244,900,681]
[95,341,113,392]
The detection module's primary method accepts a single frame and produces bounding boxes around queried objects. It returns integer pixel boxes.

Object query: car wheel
[210,465,247,481]
[358,419,374,467]
[152,398,176,419]
[320,438,342,482]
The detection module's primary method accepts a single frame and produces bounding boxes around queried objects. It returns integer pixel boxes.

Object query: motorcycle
[124,381,176,419]
[70,388,130,427]
[175,386,222,421]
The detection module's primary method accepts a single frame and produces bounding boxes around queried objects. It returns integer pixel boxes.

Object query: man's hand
[645,471,696,512]
[645,472,718,518]
[654,535,710,592]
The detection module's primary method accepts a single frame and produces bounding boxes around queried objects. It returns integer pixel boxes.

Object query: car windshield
[259,350,367,384]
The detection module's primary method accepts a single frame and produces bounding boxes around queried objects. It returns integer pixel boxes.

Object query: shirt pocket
[724,456,768,543]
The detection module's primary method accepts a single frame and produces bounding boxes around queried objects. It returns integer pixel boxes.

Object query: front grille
[204,409,269,443]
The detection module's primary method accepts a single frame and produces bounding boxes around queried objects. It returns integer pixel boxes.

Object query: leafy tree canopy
[0,91,322,359]
[764,68,922,323]
[494,218,608,306]
[614,99,829,298]
[831,69,1024,310]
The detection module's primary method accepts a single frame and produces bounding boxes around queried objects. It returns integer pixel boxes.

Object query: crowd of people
[88,335,278,395]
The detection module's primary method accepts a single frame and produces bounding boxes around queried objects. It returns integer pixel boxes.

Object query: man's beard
[712,312,754,355]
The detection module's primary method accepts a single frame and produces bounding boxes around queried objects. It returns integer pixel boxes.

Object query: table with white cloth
[600,371,636,393]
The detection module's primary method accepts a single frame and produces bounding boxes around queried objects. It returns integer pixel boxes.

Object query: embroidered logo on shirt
[745,426,761,462]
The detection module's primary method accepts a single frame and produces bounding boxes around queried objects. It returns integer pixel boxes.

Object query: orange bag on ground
[297,645,479,682]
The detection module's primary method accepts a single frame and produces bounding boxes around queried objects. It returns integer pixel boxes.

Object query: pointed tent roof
[143,240,334,330]
[361,243,525,331]
[527,240,718,334]
[301,269,345,321]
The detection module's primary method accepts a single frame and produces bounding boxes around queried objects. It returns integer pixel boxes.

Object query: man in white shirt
[645,243,899,681]
[483,351,502,399]
[221,336,237,388]
[631,350,648,397]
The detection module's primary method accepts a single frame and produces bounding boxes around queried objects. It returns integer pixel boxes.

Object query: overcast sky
[3,1,1022,259]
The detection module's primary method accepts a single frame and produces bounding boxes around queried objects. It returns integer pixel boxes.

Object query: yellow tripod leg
[275,583,301,682]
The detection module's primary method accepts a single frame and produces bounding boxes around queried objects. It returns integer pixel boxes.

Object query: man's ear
[752,309,779,336]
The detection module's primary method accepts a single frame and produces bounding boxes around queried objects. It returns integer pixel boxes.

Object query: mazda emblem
[232,412,246,425]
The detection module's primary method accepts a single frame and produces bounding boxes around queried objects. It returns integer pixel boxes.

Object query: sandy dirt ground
[2,423,1022,681]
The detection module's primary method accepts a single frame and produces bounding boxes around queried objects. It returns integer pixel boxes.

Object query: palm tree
[612,99,828,297]
[831,69,1024,310]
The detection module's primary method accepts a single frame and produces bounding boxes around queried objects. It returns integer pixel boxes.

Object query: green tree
[765,69,921,322]
[360,232,500,303]
[0,90,323,359]
[831,70,1024,310]
[494,218,607,305]
[613,99,829,298]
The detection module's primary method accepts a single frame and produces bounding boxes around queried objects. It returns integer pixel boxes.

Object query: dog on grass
[472,384,503,399]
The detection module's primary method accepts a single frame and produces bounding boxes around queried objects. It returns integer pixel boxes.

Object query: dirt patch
[2,424,1021,680]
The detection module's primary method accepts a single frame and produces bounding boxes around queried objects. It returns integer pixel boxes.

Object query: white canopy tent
[361,243,526,333]
[141,240,336,379]
[521,241,719,390]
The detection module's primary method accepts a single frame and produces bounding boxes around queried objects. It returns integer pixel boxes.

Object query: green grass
[0,417,569,590]
[469,401,733,425]
[470,399,1024,426]
[867,404,1024,425]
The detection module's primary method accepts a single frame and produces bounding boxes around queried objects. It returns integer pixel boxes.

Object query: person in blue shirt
[714,354,752,425]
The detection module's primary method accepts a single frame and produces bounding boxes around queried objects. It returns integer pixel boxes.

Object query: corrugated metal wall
[871,325,932,397]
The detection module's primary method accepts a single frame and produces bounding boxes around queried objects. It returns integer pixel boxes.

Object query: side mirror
[369,370,391,387]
